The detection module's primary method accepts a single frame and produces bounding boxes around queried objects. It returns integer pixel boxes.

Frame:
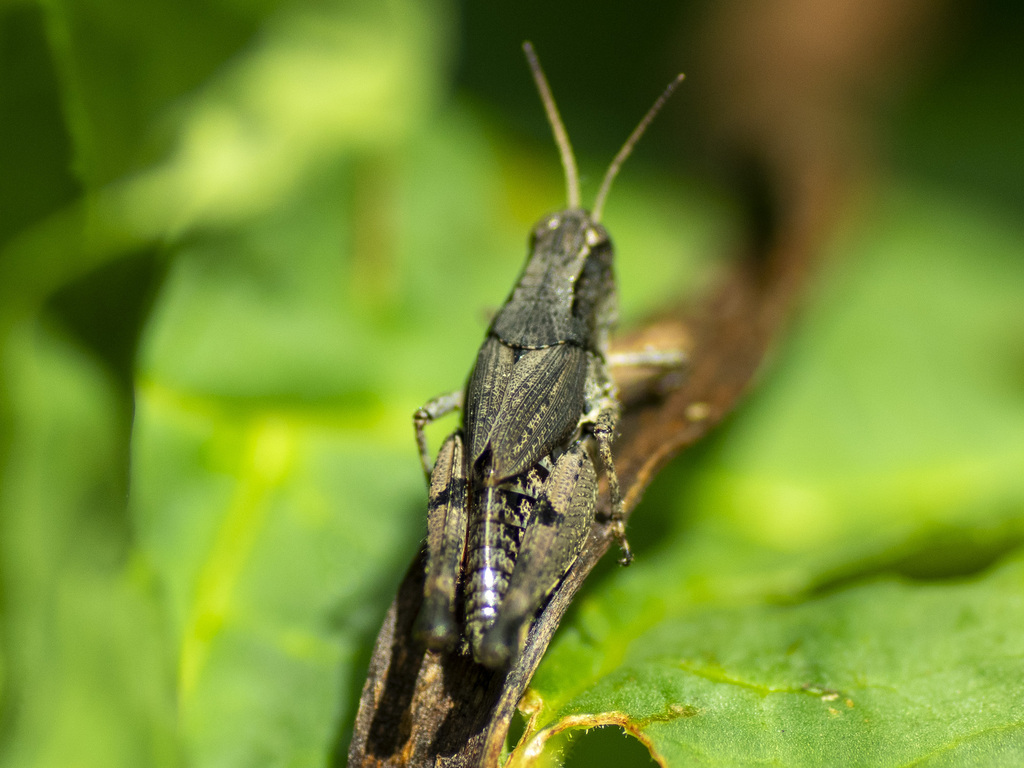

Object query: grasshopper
[412,43,684,669]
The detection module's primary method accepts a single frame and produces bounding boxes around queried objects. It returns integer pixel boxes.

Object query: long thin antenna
[591,73,685,223]
[522,41,581,210]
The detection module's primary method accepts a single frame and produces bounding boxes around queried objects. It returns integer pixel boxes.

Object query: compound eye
[585,227,603,247]
[530,214,562,244]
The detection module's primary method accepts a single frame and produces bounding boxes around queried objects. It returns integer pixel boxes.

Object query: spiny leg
[592,398,633,566]
[414,432,468,651]
[593,346,687,563]
[585,355,634,566]
[413,389,463,485]
[477,442,597,668]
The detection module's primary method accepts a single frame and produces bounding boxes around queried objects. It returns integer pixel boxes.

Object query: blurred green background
[0,1,1022,766]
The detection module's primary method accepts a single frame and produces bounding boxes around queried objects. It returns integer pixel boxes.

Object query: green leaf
[0,321,177,768]
[1,1,458,766]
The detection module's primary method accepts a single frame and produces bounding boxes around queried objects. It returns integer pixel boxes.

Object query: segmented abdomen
[464,466,545,655]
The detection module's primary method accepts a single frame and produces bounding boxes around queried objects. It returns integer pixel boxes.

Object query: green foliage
[1,1,1022,767]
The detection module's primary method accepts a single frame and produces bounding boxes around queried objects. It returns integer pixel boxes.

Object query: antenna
[522,41,581,210]
[591,73,685,223]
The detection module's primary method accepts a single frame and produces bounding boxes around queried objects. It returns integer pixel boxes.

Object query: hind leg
[476,441,597,668]
[414,432,469,650]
